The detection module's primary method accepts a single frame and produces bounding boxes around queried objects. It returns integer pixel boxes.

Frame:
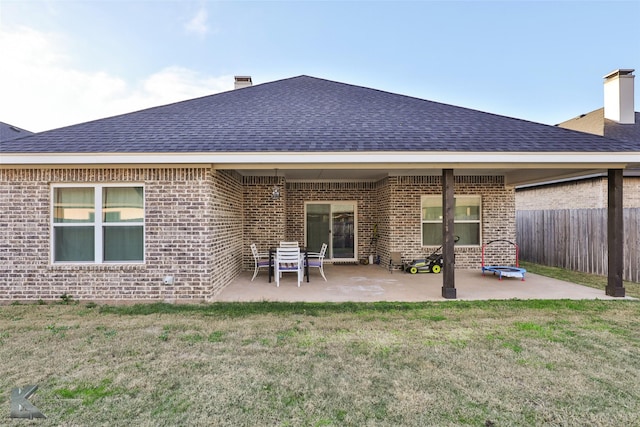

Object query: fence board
[516,208,639,283]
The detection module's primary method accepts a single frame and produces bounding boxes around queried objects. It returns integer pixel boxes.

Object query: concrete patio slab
[212,264,629,302]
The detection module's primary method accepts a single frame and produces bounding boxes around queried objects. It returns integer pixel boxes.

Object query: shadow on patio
[212,263,625,302]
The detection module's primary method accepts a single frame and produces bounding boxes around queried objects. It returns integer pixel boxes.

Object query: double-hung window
[52,185,144,263]
[421,195,481,246]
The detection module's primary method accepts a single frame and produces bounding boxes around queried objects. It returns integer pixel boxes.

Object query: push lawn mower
[405,236,459,274]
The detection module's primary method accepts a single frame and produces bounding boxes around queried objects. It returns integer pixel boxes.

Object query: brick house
[517,69,639,210]
[1,75,637,302]
[516,69,639,282]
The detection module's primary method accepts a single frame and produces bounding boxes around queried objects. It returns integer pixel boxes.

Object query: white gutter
[1,151,638,168]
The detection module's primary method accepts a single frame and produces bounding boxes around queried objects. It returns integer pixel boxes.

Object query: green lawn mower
[405,237,458,274]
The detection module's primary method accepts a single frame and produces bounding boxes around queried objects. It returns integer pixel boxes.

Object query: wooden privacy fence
[516,208,640,283]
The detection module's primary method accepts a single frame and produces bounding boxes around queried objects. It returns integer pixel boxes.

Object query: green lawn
[521,261,640,299]
[2,299,640,426]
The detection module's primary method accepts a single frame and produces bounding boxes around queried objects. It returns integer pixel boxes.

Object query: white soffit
[2,152,634,186]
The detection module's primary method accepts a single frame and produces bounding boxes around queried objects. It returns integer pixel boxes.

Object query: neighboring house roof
[0,75,636,154]
[557,108,640,144]
[0,121,33,142]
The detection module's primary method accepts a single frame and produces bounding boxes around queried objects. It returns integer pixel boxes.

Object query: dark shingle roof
[557,108,640,145]
[1,75,635,153]
[0,122,33,143]
[605,112,640,144]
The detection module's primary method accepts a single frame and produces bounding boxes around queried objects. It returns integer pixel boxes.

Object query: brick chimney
[603,69,635,124]
[234,76,252,89]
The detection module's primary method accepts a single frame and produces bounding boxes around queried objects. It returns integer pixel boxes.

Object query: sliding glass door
[305,202,356,261]
[306,204,331,254]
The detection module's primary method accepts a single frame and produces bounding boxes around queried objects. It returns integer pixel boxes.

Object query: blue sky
[1,0,639,132]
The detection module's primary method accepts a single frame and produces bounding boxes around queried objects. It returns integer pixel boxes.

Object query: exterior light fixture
[271,169,280,200]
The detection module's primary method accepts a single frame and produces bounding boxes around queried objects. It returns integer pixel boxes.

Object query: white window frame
[51,183,145,264]
[421,195,482,247]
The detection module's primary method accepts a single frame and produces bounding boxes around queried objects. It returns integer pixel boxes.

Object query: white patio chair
[306,243,328,281]
[250,243,270,281]
[279,241,299,248]
[275,246,303,287]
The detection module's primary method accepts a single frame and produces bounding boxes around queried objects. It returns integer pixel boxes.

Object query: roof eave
[0,151,637,169]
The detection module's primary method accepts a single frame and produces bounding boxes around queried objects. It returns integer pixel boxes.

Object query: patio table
[268,247,309,283]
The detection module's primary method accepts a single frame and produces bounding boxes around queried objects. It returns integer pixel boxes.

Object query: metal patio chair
[250,243,270,281]
[307,243,328,281]
[275,246,303,287]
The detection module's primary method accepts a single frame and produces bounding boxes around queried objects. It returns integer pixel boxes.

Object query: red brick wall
[1,168,515,302]
[242,175,287,268]
[0,168,218,302]
[516,176,640,210]
[285,181,378,261]
[210,170,244,295]
[387,175,515,268]
[242,175,515,270]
